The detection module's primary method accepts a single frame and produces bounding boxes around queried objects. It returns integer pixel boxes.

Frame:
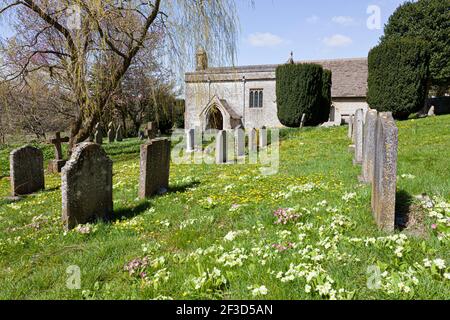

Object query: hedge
[276,63,329,127]
[367,37,430,119]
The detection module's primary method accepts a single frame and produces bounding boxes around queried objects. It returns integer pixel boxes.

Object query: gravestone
[48,132,70,173]
[186,129,195,153]
[107,122,115,143]
[115,125,123,142]
[248,128,258,152]
[259,127,268,149]
[299,113,306,129]
[428,106,435,117]
[145,122,157,140]
[138,138,171,199]
[371,112,398,232]
[94,123,103,145]
[348,115,355,153]
[10,146,45,196]
[138,131,145,140]
[61,143,113,230]
[216,130,227,164]
[348,115,353,139]
[194,126,203,152]
[359,109,378,184]
[353,109,364,165]
[235,127,245,157]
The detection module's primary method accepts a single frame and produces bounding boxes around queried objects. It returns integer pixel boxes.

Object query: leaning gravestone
[299,113,306,129]
[61,143,113,230]
[10,146,45,196]
[353,109,364,165]
[139,138,171,199]
[371,112,398,232]
[48,132,70,173]
[359,109,378,184]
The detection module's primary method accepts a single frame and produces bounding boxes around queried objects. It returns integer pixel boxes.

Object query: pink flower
[431,224,437,230]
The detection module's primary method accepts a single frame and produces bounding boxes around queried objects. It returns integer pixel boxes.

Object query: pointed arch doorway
[206,105,224,130]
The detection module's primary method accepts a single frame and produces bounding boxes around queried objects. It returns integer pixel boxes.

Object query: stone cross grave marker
[10,146,45,196]
[48,132,70,173]
[62,143,113,230]
[371,112,398,232]
[139,138,171,199]
[353,108,364,165]
[359,109,378,184]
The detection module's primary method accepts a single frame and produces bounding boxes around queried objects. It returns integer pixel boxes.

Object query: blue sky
[235,0,408,65]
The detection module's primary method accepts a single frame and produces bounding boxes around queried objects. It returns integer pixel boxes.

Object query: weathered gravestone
[235,127,245,158]
[428,106,435,117]
[371,112,398,232]
[115,125,123,142]
[145,122,158,140]
[299,113,306,129]
[353,109,364,165]
[107,122,115,143]
[330,106,342,125]
[348,115,355,153]
[10,146,45,196]
[94,123,103,145]
[248,128,258,153]
[348,115,353,139]
[186,129,195,153]
[359,109,378,184]
[61,143,113,230]
[259,127,268,149]
[138,138,171,199]
[48,132,70,173]
[216,130,227,164]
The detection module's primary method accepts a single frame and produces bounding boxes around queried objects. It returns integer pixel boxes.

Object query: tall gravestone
[371,112,398,232]
[216,130,227,164]
[348,115,355,153]
[359,109,378,184]
[139,138,171,199]
[186,129,195,153]
[10,146,45,196]
[107,122,115,143]
[235,127,245,158]
[353,109,364,165]
[115,125,123,142]
[61,143,113,230]
[94,123,103,145]
[259,127,268,149]
[248,128,258,152]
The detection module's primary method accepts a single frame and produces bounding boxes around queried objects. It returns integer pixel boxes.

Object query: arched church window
[249,89,264,108]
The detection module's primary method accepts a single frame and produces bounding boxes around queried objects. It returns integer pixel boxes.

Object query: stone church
[185,49,368,130]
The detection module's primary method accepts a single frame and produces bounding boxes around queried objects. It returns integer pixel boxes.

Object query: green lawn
[0,116,449,300]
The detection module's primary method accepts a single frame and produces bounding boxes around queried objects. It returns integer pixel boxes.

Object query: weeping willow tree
[0,0,240,152]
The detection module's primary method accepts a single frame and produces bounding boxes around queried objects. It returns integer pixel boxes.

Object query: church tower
[196,47,208,71]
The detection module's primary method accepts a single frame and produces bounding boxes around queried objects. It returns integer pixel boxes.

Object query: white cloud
[306,15,320,24]
[323,34,353,47]
[332,16,357,26]
[247,32,286,47]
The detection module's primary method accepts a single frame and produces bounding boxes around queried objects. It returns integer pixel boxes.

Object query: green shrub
[276,63,325,127]
[319,69,332,123]
[368,37,430,119]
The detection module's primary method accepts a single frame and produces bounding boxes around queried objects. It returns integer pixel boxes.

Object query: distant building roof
[186,57,368,98]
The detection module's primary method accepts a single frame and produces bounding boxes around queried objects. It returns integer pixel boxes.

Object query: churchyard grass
[0,116,449,299]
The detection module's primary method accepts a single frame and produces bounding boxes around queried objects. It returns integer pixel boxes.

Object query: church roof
[186,57,368,98]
